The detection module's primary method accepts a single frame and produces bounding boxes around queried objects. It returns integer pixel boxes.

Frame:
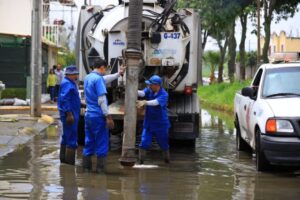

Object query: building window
[273,45,276,53]
[281,45,284,52]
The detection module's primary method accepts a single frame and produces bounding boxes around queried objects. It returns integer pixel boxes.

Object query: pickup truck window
[251,69,263,99]
[262,67,300,98]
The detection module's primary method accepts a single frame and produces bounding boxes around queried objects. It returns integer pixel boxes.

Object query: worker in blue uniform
[136,75,171,164]
[57,65,81,165]
[83,58,125,173]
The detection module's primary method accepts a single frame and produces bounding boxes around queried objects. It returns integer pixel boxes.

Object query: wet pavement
[0,114,53,157]
[0,109,300,200]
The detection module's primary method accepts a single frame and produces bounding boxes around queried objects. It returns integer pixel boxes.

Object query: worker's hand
[66,112,74,125]
[119,65,126,76]
[106,116,115,130]
[136,100,147,109]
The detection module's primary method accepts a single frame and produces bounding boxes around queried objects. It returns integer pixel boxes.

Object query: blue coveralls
[83,71,109,158]
[57,77,81,149]
[139,87,170,151]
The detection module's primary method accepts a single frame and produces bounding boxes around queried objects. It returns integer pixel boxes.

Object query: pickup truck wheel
[236,120,249,151]
[255,129,270,171]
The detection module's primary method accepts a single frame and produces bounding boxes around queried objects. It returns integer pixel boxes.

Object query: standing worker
[55,64,64,101]
[83,58,125,173]
[136,75,170,164]
[47,69,57,103]
[57,65,81,165]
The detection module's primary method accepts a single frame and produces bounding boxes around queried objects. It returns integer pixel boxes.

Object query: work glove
[106,115,115,130]
[136,100,147,109]
[66,112,74,125]
[119,65,127,76]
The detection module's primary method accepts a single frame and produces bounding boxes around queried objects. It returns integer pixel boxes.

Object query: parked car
[234,63,300,171]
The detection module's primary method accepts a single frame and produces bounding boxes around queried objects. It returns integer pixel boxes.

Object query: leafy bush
[1,88,26,99]
[57,50,76,68]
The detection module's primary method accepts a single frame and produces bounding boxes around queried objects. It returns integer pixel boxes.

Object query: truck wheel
[255,129,270,171]
[236,119,249,151]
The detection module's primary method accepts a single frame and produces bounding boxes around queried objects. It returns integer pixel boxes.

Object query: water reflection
[0,147,32,199]
[80,173,109,200]
[0,109,299,199]
[28,136,43,200]
[59,165,78,200]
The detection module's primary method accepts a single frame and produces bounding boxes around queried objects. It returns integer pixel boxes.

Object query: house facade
[260,31,300,56]
[0,0,66,90]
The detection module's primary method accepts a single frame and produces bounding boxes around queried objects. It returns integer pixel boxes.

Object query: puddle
[0,110,299,199]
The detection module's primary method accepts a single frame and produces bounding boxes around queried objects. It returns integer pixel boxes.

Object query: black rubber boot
[163,150,170,164]
[65,147,76,165]
[60,145,66,163]
[96,157,106,174]
[82,156,92,172]
[138,149,146,164]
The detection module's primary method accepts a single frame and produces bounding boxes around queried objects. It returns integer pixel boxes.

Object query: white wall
[0,0,32,35]
[48,46,58,70]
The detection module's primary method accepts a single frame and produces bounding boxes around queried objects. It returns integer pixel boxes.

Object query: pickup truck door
[240,69,263,144]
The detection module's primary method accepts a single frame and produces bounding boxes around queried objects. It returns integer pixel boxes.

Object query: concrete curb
[0,105,58,115]
[0,114,54,158]
[0,105,58,111]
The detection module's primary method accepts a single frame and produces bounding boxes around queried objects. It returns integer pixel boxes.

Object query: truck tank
[76,0,201,145]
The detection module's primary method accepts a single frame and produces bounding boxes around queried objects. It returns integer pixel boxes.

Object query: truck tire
[235,119,249,151]
[255,129,270,171]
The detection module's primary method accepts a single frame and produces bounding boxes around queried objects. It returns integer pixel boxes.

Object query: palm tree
[203,51,220,84]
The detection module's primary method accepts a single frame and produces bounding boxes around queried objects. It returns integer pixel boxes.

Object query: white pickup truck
[234,63,300,171]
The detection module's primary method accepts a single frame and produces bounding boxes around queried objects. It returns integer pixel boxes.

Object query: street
[0,109,300,200]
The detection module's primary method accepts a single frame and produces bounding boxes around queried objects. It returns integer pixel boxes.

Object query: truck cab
[234,63,300,171]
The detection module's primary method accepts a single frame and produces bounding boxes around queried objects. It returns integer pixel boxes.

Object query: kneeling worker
[57,65,81,165]
[137,75,170,164]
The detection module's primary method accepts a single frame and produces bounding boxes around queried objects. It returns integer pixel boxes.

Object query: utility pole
[257,0,261,65]
[30,0,42,117]
[119,0,143,167]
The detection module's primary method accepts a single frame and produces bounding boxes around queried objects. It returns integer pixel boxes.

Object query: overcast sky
[49,1,300,51]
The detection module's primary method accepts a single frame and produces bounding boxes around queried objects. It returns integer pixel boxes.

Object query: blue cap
[145,75,162,85]
[65,65,79,75]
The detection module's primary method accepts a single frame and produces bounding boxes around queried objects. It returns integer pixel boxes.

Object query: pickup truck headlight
[266,119,294,134]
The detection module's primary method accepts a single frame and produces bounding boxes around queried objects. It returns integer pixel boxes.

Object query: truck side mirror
[241,87,254,99]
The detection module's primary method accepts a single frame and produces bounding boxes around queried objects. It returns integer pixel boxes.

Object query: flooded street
[0,109,300,200]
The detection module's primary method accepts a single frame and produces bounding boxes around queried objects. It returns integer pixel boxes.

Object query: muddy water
[0,110,300,200]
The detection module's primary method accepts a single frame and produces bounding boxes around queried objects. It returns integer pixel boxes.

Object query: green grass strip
[198,80,251,113]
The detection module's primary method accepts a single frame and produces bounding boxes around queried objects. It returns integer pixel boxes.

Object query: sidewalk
[0,113,55,158]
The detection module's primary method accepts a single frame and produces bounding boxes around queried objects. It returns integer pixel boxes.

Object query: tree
[177,0,233,83]
[239,4,256,81]
[198,0,253,83]
[178,0,253,82]
[57,50,75,67]
[261,0,300,63]
[226,0,254,83]
[208,0,238,83]
[227,20,236,83]
[239,12,248,81]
